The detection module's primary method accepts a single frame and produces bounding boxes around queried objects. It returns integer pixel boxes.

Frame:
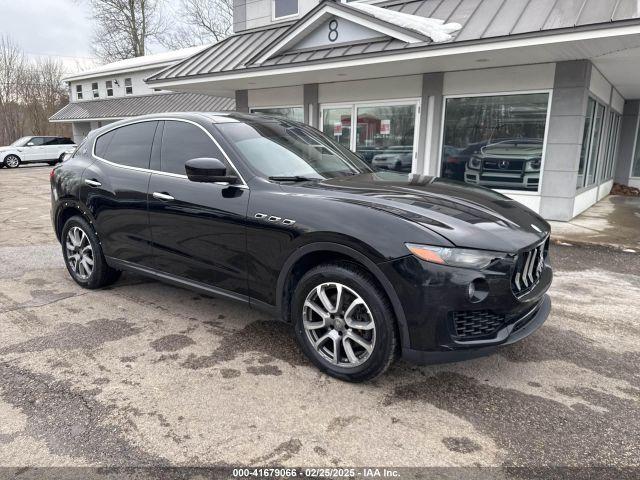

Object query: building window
[321,101,419,171]
[76,84,83,100]
[250,107,304,122]
[106,80,113,97]
[632,118,640,178]
[92,82,99,98]
[441,92,550,192]
[124,78,133,95]
[577,98,605,189]
[602,111,621,180]
[273,0,298,19]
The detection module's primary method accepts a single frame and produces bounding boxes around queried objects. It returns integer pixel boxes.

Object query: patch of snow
[346,3,461,43]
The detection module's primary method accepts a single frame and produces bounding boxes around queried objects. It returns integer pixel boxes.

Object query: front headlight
[406,243,507,270]
[468,156,482,169]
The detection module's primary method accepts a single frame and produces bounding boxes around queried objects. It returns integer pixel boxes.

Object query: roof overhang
[148,22,640,98]
[252,2,429,65]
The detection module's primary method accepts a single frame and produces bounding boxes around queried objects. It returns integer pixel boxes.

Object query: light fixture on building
[113,79,120,86]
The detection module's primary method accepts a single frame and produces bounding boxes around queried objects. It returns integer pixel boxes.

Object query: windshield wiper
[268,176,317,182]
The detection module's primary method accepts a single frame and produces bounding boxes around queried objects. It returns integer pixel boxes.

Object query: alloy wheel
[4,155,19,168]
[65,226,94,280]
[302,282,376,368]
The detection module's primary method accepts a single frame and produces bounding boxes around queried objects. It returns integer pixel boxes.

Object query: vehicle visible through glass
[216,120,372,180]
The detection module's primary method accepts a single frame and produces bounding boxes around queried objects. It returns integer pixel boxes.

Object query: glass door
[322,108,352,149]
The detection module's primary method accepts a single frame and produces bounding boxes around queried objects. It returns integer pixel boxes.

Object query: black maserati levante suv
[50,112,552,382]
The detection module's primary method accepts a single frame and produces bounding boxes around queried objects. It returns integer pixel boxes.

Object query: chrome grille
[512,239,547,296]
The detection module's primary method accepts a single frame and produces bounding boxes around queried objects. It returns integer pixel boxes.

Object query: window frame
[91,118,248,187]
[106,80,114,97]
[76,84,83,100]
[438,89,553,196]
[319,97,422,170]
[124,77,133,95]
[629,114,640,180]
[577,96,608,191]
[272,0,299,20]
[92,82,99,98]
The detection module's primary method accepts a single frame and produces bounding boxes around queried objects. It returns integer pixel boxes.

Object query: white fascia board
[254,4,425,65]
[151,23,640,89]
[63,61,184,83]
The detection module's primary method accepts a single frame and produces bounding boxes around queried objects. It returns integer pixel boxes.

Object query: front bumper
[378,249,552,364]
[402,294,551,365]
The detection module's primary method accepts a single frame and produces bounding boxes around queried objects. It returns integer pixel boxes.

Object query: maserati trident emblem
[498,160,510,169]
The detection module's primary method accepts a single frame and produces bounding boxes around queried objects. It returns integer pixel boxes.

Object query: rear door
[147,119,250,295]
[41,137,61,160]
[82,121,158,267]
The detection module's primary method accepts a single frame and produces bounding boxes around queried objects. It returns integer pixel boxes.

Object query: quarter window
[273,0,298,18]
[124,78,133,95]
[95,121,158,169]
[441,93,550,192]
[106,80,113,97]
[76,84,83,100]
[161,121,224,175]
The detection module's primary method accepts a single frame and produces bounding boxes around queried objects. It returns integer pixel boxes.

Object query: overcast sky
[0,0,174,74]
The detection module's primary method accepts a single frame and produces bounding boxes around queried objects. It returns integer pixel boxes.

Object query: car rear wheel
[292,262,397,382]
[4,155,20,169]
[61,216,121,289]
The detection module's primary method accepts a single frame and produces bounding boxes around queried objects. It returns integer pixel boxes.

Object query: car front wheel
[4,155,20,169]
[292,262,397,382]
[61,216,121,289]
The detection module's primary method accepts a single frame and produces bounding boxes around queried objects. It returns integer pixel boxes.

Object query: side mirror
[26,142,34,147]
[185,157,238,184]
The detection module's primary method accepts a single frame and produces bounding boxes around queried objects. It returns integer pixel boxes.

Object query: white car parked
[1,136,76,169]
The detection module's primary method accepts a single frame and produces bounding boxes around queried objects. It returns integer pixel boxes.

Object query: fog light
[468,279,489,303]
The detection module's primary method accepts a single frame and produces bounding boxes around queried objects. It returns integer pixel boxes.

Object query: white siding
[248,85,304,107]
[318,75,422,103]
[69,68,161,103]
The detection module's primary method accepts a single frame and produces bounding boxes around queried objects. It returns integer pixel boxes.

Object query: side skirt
[105,256,278,317]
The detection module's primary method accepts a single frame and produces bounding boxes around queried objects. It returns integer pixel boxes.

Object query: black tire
[3,155,20,169]
[292,262,398,382]
[61,216,121,289]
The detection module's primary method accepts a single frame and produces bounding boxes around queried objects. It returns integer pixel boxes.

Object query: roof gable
[252,2,429,65]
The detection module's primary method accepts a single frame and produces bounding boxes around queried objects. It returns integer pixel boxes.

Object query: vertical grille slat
[511,238,548,296]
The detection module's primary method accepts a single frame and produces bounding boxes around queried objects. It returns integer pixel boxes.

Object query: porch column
[540,60,592,221]
[614,100,639,185]
[304,84,319,128]
[235,90,249,112]
[416,72,443,176]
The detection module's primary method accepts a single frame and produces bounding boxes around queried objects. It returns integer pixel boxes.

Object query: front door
[21,137,46,161]
[147,120,250,296]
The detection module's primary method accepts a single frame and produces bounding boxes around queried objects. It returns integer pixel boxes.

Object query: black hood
[296,172,550,253]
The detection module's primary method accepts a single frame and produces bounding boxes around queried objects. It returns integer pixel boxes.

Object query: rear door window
[96,121,158,169]
[160,120,224,175]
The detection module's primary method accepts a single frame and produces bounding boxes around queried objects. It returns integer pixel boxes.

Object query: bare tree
[87,0,167,62]
[161,0,233,49]
[0,36,28,145]
[22,58,69,135]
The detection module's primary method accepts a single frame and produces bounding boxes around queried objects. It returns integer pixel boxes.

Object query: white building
[50,46,235,143]
[144,0,640,221]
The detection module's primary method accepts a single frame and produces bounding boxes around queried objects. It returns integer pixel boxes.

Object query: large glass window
[161,121,223,175]
[441,93,550,192]
[602,110,621,180]
[632,118,640,178]
[322,107,352,150]
[322,103,418,172]
[97,121,157,169]
[578,98,605,189]
[273,0,297,18]
[355,105,416,173]
[251,107,304,122]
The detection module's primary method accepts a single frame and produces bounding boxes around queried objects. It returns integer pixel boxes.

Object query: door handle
[85,179,102,187]
[152,192,175,201]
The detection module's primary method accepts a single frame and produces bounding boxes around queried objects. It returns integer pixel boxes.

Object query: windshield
[10,137,31,147]
[216,120,373,179]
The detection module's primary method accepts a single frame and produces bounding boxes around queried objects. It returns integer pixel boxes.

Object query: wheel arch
[3,152,21,162]
[276,242,411,352]
[54,201,98,243]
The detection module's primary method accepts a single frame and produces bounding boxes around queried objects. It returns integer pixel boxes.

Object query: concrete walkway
[549,195,640,252]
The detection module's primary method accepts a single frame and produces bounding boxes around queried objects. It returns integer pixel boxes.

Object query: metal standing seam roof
[49,93,236,121]
[147,0,640,83]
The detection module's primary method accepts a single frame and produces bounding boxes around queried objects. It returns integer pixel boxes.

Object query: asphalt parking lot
[0,165,639,469]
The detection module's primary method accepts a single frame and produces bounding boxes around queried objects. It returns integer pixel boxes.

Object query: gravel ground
[0,165,638,472]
